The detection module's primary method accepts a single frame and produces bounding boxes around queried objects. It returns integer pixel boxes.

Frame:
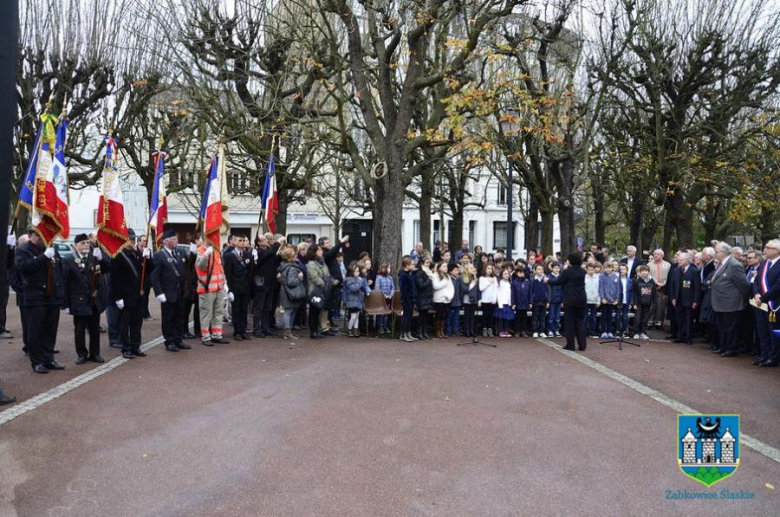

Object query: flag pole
[256,134,276,239]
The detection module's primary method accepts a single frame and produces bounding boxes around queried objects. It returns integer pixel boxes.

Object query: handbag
[309,286,326,310]
[284,279,307,301]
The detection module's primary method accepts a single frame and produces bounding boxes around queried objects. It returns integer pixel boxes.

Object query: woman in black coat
[545,252,588,351]
[415,256,434,340]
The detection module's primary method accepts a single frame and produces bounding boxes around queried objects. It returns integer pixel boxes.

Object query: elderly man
[151,229,189,352]
[670,251,700,345]
[410,241,425,262]
[620,245,644,278]
[455,239,470,262]
[708,243,751,357]
[698,247,718,341]
[251,233,283,338]
[112,232,152,358]
[648,249,671,330]
[753,240,780,367]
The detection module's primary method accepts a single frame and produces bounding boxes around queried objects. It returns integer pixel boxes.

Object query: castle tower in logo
[677,415,740,487]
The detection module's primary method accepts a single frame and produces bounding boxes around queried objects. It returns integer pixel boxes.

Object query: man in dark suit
[14,227,66,373]
[223,234,252,340]
[151,229,189,352]
[320,234,349,334]
[754,239,780,367]
[670,251,700,345]
[62,233,111,363]
[709,243,751,357]
[111,233,151,358]
[251,233,282,338]
[620,245,644,278]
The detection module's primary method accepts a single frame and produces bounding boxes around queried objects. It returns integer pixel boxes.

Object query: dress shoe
[265,330,278,337]
[673,339,685,344]
[202,340,214,346]
[665,335,677,340]
[720,351,737,357]
[252,332,266,338]
[75,356,88,365]
[43,361,65,370]
[241,333,252,340]
[752,358,765,365]
[109,342,123,349]
[90,355,106,363]
[122,352,135,359]
[99,326,107,333]
[323,330,338,337]
[165,344,179,352]
[233,334,244,341]
[578,347,587,351]
[563,346,575,351]
[53,349,60,354]
[760,361,779,367]
[310,334,323,340]
[132,350,146,357]
[176,342,192,350]
[32,363,49,374]
[183,332,196,340]
[0,393,16,405]
[212,338,230,344]
[710,348,723,354]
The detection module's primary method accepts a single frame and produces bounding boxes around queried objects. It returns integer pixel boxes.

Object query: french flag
[149,149,168,246]
[96,135,130,257]
[261,153,278,234]
[200,155,222,248]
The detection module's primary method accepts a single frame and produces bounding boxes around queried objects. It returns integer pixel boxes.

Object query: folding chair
[364,290,393,337]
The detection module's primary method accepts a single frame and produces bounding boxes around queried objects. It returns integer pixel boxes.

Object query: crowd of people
[1,230,778,406]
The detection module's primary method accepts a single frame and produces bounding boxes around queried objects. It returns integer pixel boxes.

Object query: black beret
[74,233,89,244]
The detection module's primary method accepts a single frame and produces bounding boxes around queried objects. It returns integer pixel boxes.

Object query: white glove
[189,243,197,254]
[143,248,152,259]
[252,249,258,261]
[156,294,167,303]
[228,292,235,302]
[116,299,125,309]
[205,246,213,256]
[92,247,103,260]
[44,247,55,259]
[63,308,70,315]
[6,234,16,247]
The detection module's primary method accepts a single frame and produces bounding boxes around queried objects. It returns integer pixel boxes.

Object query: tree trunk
[540,208,554,257]
[629,193,645,253]
[451,206,464,252]
[372,165,405,271]
[419,172,434,250]
[557,201,575,257]
[526,198,539,252]
[759,204,776,246]
[662,206,675,256]
[276,194,288,236]
[592,179,605,246]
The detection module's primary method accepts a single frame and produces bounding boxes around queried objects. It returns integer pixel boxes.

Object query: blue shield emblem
[678,414,740,487]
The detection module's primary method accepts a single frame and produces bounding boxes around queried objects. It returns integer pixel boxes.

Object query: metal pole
[506,141,514,261]
[0,1,19,286]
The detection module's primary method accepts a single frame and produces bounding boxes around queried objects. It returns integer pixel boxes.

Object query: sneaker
[608,333,615,339]
[532,332,539,338]
[0,331,12,339]
[482,328,488,337]
[539,333,547,338]
[554,332,562,338]
[641,333,650,340]
[600,332,609,339]
[633,334,640,339]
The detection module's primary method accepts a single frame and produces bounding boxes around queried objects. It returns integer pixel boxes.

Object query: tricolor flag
[260,152,278,234]
[51,118,70,239]
[149,148,168,247]
[96,135,130,257]
[30,110,67,245]
[199,153,222,248]
[18,119,44,210]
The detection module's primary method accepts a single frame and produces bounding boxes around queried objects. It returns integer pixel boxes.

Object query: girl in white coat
[432,262,454,338]
[479,264,498,337]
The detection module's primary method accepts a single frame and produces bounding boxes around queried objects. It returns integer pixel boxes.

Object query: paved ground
[0,303,779,517]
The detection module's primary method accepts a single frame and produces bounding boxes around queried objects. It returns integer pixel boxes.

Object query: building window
[433,220,440,245]
[413,220,420,245]
[468,220,476,247]
[498,185,507,206]
[493,221,517,250]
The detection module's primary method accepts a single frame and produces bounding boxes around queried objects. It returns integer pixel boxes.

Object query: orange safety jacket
[196,246,225,294]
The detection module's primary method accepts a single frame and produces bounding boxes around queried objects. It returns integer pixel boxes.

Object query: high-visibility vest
[196,246,225,294]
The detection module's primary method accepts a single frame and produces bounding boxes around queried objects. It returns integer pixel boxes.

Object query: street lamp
[499,112,519,261]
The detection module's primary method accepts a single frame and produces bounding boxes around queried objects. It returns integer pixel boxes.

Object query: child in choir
[512,266,531,337]
[461,264,479,337]
[399,257,417,342]
[546,262,563,338]
[617,264,632,336]
[632,265,657,340]
[446,264,462,337]
[530,264,550,338]
[345,264,370,337]
[432,262,454,338]
[478,264,498,337]
[494,267,515,338]
[375,263,394,334]
[598,261,622,339]
[585,262,601,338]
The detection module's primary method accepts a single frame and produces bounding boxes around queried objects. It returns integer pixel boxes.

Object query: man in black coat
[62,233,111,363]
[151,229,189,352]
[619,245,644,279]
[181,240,200,340]
[319,234,349,334]
[223,234,252,340]
[251,233,283,337]
[8,235,28,354]
[111,233,151,358]
[670,252,701,345]
[546,253,588,351]
[14,228,66,373]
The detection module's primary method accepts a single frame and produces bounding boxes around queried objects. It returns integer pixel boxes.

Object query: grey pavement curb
[536,337,780,465]
[0,334,166,427]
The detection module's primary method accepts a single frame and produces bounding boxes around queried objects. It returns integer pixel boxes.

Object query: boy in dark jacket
[546,262,563,337]
[399,257,417,342]
[598,261,622,339]
[632,265,657,339]
[511,266,531,337]
[530,264,550,337]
